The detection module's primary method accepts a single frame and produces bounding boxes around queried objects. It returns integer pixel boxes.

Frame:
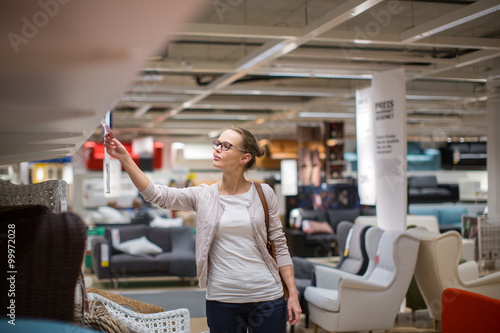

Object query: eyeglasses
[212,140,246,152]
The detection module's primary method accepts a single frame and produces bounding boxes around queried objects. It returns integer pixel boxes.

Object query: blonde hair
[229,126,265,170]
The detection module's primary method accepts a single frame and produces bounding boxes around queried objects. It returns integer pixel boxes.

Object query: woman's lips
[214,155,221,161]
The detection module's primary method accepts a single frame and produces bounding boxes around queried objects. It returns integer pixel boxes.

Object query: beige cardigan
[140,181,292,288]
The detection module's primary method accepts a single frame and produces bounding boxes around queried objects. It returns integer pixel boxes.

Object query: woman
[104,126,301,332]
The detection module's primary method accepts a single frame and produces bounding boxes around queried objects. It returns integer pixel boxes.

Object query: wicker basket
[87,293,191,333]
[86,287,165,314]
[0,179,67,212]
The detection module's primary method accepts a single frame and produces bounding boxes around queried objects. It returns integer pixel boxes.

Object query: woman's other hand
[287,294,302,326]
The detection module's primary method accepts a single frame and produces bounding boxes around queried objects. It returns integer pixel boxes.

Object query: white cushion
[304,287,340,312]
[149,216,184,228]
[115,236,163,256]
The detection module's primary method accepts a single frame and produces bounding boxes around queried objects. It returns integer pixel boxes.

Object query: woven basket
[87,293,191,333]
[87,287,165,314]
[0,179,67,212]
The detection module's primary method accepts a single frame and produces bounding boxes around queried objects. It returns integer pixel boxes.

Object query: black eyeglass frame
[212,140,247,153]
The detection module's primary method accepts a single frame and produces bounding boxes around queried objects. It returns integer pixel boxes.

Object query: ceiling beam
[400,0,500,43]
[174,24,500,50]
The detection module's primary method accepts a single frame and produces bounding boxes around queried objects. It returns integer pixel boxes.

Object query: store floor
[84,273,437,333]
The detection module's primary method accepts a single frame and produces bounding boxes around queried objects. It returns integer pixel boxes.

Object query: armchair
[407,228,500,326]
[304,228,417,333]
[335,222,371,276]
[442,288,500,333]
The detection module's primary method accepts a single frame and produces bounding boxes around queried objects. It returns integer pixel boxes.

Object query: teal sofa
[344,142,441,171]
[408,205,469,233]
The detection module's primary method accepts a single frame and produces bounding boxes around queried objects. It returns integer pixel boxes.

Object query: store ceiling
[1,0,500,165]
[106,0,500,144]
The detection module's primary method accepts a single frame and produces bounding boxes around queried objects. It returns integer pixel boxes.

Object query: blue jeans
[206,296,287,333]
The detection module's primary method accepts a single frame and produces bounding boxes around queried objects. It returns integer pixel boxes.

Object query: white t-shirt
[206,185,283,303]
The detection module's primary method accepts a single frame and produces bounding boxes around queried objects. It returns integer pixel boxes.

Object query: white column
[487,95,500,219]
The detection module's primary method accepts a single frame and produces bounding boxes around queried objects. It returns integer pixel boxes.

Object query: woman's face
[212,129,248,171]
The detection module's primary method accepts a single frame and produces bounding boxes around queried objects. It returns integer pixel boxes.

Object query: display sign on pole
[372,67,407,231]
[356,87,376,206]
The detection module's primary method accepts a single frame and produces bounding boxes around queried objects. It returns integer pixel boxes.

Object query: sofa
[92,224,196,283]
[344,141,441,171]
[441,142,487,169]
[408,205,469,233]
[408,175,459,204]
[285,207,375,257]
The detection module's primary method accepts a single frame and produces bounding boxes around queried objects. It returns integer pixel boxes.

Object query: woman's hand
[103,134,129,161]
[287,294,302,326]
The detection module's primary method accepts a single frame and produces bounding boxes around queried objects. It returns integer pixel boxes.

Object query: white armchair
[407,228,500,324]
[304,229,420,333]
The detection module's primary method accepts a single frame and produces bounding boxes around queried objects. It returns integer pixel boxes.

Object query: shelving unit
[324,121,346,183]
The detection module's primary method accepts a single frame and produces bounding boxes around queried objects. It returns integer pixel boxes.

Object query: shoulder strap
[254,182,269,233]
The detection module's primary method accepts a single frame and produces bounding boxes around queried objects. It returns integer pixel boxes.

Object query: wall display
[324,121,345,183]
[372,67,407,231]
[355,87,376,206]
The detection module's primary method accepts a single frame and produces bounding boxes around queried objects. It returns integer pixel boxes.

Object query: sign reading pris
[372,68,407,231]
[355,87,376,206]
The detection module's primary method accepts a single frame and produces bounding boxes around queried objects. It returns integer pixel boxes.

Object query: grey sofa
[407,175,459,204]
[92,224,196,283]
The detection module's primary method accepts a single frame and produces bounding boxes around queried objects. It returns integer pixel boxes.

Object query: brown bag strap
[254,182,269,236]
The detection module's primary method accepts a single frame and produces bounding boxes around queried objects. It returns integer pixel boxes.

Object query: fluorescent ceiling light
[171,142,185,149]
[266,72,370,79]
[122,96,177,102]
[406,95,464,101]
[175,114,259,121]
[354,39,372,45]
[299,112,355,118]
[133,104,152,118]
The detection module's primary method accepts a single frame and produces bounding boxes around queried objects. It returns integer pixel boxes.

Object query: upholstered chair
[442,288,500,332]
[335,222,371,275]
[305,228,418,333]
[408,228,500,329]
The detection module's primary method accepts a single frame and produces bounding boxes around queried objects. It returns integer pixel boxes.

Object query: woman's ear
[240,153,252,165]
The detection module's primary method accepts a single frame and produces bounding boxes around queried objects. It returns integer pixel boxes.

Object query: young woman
[104,126,301,332]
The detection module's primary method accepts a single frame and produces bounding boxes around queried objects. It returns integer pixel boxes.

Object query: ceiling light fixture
[299,112,355,118]
[133,104,152,118]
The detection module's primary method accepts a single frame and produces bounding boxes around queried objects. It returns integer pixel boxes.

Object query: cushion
[326,208,360,231]
[115,236,163,256]
[97,206,128,222]
[300,209,328,222]
[407,142,423,155]
[408,176,438,188]
[448,143,470,153]
[106,225,148,254]
[150,216,184,228]
[304,287,340,312]
[302,220,334,235]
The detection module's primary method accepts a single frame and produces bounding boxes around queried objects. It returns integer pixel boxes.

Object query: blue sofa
[408,205,469,233]
[344,142,441,171]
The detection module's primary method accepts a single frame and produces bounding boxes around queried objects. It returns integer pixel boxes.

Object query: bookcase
[324,121,345,182]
